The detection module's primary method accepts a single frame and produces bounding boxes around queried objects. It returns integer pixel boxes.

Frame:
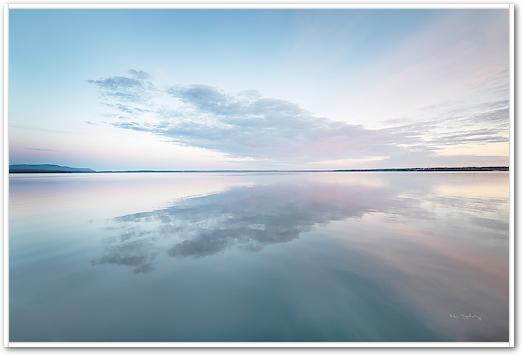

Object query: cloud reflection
[93,173,508,275]
[92,228,157,273]
[93,181,395,272]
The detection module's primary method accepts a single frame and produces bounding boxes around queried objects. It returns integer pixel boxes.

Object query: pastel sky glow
[9,9,510,170]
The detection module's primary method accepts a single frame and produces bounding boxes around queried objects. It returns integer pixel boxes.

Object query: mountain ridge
[9,164,95,173]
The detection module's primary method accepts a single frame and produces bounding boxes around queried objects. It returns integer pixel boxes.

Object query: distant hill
[9,164,95,173]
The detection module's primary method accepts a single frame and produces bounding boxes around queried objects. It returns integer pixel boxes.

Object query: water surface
[9,172,509,342]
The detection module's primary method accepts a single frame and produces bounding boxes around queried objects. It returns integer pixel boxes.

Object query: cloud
[380,97,510,150]
[88,70,509,166]
[128,69,151,80]
[88,69,156,102]
[25,147,54,152]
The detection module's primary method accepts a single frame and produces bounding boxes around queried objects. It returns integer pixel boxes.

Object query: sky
[9,8,510,170]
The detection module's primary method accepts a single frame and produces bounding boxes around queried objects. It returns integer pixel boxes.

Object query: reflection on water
[96,181,395,272]
[9,172,509,342]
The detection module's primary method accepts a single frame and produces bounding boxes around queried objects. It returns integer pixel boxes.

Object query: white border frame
[2,2,515,348]
[6,3,514,8]
[3,2,8,350]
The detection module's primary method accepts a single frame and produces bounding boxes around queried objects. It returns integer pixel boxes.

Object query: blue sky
[9,9,510,170]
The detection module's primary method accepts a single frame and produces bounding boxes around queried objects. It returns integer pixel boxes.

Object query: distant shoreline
[9,166,509,174]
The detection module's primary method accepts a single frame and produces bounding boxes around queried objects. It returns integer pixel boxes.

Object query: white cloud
[88,69,509,168]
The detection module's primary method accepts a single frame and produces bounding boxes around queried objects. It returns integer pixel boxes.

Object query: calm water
[9,172,509,342]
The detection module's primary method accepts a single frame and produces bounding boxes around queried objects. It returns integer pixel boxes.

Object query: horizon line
[8,164,510,174]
